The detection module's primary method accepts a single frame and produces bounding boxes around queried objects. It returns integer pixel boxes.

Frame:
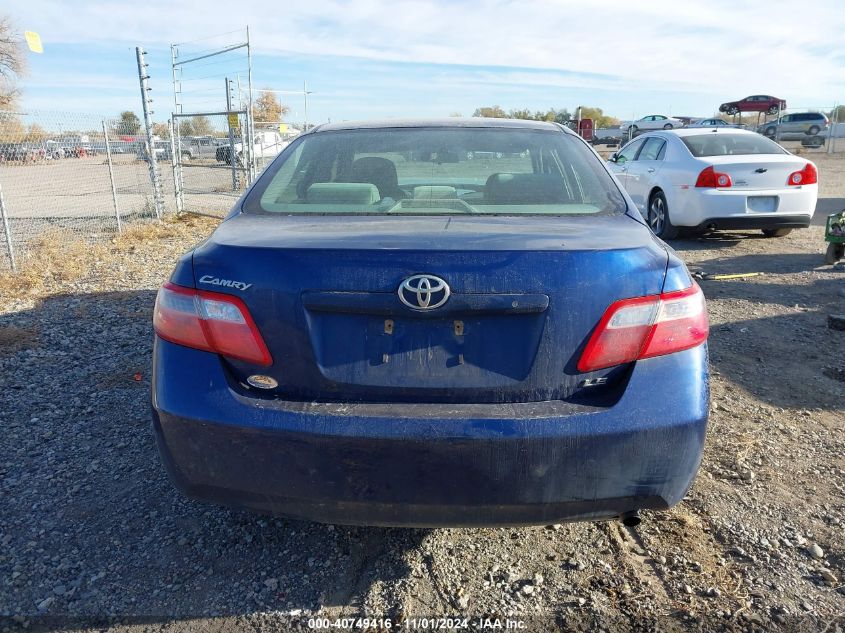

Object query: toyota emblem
[398,274,451,310]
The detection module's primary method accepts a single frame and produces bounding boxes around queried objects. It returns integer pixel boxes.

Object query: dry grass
[0,214,219,303]
[113,214,215,246]
[0,231,108,298]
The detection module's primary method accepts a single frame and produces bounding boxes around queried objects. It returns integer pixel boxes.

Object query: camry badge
[398,274,451,310]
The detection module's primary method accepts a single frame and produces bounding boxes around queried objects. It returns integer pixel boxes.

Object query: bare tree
[0,16,27,108]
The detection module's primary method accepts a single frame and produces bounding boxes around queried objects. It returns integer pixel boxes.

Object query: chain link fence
[168,112,300,217]
[0,110,172,271]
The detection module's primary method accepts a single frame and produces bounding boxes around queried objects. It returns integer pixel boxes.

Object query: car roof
[658,128,759,138]
[312,118,569,134]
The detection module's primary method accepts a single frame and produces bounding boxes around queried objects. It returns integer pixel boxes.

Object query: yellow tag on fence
[227,113,239,129]
[25,31,44,53]
[279,123,288,134]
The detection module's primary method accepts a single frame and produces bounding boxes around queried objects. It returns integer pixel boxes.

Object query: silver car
[687,118,743,129]
[758,112,829,139]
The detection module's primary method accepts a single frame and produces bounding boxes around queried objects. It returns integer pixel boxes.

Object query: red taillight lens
[577,283,709,372]
[153,282,272,366]
[695,165,732,188]
[787,162,817,186]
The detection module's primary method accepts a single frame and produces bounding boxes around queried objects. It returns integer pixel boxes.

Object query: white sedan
[607,129,817,239]
[619,115,684,133]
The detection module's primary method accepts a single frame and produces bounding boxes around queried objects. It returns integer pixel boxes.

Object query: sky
[7,0,845,126]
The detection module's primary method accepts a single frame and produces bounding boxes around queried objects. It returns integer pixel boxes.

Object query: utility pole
[304,80,309,132]
[136,46,164,220]
[225,78,238,191]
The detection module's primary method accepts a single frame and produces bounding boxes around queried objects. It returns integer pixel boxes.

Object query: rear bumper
[151,339,710,527]
[693,215,811,231]
[669,185,816,229]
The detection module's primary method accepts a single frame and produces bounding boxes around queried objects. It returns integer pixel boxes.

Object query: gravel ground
[1,185,844,631]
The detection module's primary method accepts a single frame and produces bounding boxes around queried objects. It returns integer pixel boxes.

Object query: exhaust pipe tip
[620,511,641,528]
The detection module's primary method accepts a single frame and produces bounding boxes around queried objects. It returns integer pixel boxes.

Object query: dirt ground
[0,159,844,632]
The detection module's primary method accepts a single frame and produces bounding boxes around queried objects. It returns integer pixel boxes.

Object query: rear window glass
[681,133,787,157]
[243,127,626,216]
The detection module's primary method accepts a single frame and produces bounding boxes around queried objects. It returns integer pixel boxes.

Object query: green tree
[118,110,141,135]
[191,115,213,136]
[176,118,194,136]
[508,109,534,120]
[472,105,506,118]
[577,107,618,128]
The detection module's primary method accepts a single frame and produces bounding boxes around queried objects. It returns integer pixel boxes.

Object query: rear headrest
[350,157,399,199]
[413,185,457,200]
[485,173,571,204]
[306,182,380,205]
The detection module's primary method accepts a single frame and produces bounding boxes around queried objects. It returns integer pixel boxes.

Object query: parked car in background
[620,115,684,134]
[687,118,742,129]
[175,135,226,160]
[215,130,289,165]
[719,95,786,115]
[757,112,829,140]
[152,117,710,527]
[139,140,169,162]
[591,128,624,146]
[607,129,817,239]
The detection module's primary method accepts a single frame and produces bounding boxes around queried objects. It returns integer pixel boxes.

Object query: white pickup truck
[215,130,294,165]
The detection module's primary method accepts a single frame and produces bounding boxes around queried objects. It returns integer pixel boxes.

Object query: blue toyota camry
[151,118,709,527]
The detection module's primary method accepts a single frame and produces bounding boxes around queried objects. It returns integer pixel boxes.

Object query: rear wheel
[824,243,844,264]
[767,106,779,115]
[808,125,820,135]
[663,123,674,130]
[762,228,793,238]
[647,191,679,240]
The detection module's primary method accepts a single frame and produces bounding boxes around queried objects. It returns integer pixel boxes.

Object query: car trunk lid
[191,213,670,403]
[703,155,809,191]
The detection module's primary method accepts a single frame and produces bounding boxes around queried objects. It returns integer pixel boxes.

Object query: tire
[181,151,192,161]
[762,228,793,238]
[808,125,820,135]
[663,123,674,130]
[764,126,776,137]
[825,243,845,264]
[647,190,679,240]
[727,107,738,116]
[767,106,779,115]
[630,125,638,134]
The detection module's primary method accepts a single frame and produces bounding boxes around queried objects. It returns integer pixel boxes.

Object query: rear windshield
[242,127,626,216]
[681,133,787,157]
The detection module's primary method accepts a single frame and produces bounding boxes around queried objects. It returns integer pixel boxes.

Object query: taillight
[153,282,272,366]
[787,163,817,186]
[577,283,708,372]
[695,166,732,188]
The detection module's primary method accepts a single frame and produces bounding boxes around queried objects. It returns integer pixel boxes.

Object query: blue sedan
[151,118,709,527]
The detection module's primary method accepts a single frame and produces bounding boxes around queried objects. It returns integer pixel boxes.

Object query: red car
[719,95,787,115]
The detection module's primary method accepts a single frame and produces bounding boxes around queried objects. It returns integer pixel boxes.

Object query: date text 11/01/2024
[307,617,528,629]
